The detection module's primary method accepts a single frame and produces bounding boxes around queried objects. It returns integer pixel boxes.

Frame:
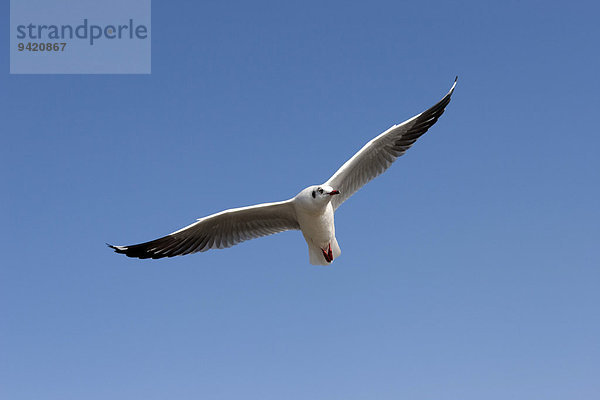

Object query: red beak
[329,190,340,196]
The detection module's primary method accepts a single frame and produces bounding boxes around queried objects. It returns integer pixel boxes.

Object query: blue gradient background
[2,1,599,399]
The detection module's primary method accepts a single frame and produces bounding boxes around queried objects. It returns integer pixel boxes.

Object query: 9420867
[18,42,67,51]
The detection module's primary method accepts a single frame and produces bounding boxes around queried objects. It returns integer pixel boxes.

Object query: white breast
[295,202,336,246]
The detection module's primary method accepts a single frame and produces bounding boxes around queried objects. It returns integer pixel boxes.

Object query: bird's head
[295,184,340,211]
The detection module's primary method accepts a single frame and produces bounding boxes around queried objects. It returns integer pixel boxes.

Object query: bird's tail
[307,237,341,266]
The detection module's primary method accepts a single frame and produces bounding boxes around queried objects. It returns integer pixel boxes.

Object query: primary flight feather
[109,78,457,265]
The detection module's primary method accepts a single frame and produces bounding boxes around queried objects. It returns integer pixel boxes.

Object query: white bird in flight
[109,78,457,265]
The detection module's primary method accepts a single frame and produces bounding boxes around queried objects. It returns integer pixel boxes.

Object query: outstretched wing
[326,77,457,210]
[108,200,299,259]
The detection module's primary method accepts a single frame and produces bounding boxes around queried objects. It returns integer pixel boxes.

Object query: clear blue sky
[2,1,599,399]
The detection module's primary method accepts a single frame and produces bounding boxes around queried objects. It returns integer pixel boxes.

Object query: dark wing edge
[107,200,300,259]
[327,77,457,210]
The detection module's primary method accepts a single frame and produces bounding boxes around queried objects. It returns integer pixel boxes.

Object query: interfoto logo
[16,19,149,46]
[10,0,151,74]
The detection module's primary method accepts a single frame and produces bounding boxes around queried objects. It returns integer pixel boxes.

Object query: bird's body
[109,78,457,265]
[294,186,341,265]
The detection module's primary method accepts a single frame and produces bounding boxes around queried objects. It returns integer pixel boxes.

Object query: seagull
[109,78,457,265]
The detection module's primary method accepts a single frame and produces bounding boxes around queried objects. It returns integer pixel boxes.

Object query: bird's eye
[318,188,323,194]
[312,191,316,198]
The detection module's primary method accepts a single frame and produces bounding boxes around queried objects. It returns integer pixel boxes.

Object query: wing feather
[108,199,299,259]
[326,78,457,210]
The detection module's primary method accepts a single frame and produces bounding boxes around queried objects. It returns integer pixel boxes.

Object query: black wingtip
[107,243,127,254]
[446,76,458,97]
